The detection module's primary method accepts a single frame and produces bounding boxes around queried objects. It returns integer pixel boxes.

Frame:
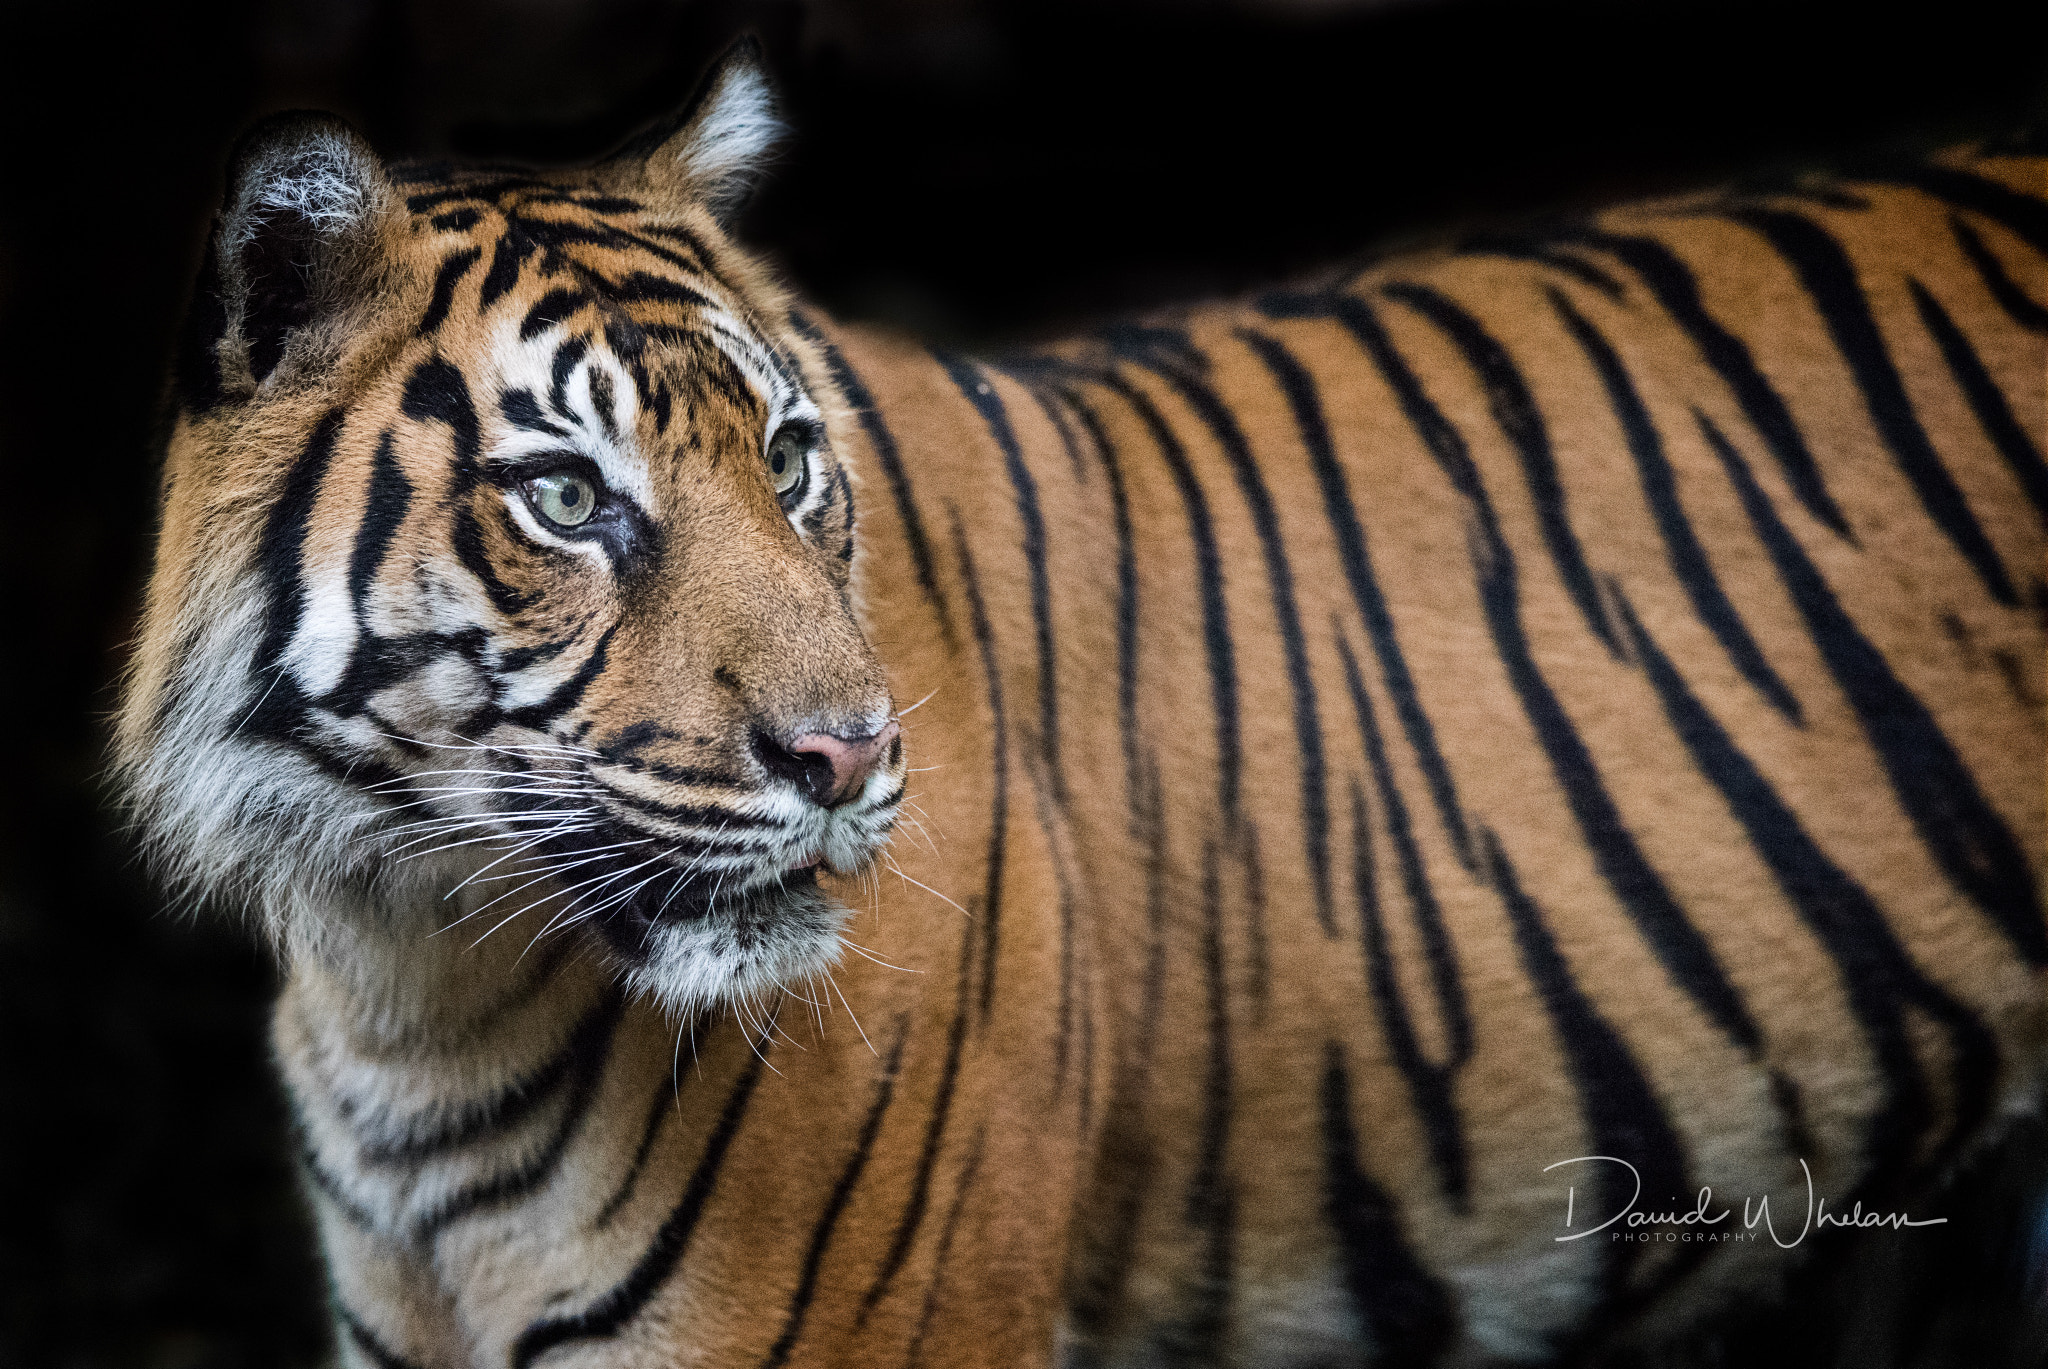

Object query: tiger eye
[767,428,808,498]
[526,471,598,528]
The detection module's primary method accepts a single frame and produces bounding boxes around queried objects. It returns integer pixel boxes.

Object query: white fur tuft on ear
[617,38,786,225]
[226,122,384,255]
[213,114,393,388]
[676,59,783,196]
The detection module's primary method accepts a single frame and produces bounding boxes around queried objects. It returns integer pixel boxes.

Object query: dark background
[4,1,2048,1365]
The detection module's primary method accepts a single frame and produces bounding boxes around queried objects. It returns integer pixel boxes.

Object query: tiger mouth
[502,806,876,965]
[587,861,827,962]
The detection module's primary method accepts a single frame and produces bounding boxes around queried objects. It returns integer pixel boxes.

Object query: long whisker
[825,970,879,1059]
[882,856,972,919]
[892,688,941,720]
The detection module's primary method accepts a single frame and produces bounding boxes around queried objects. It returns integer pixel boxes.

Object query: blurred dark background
[3,1,2047,1365]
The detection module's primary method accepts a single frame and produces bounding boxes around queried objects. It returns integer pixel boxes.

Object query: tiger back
[115,41,2047,1368]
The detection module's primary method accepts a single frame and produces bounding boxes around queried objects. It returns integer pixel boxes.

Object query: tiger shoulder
[114,38,2046,1369]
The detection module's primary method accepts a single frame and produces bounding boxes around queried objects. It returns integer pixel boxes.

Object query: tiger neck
[273,881,619,1239]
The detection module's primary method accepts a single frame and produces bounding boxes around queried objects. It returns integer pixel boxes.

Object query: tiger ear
[609,37,784,226]
[190,112,398,404]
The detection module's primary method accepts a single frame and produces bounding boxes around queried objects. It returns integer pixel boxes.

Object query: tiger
[112,35,2048,1369]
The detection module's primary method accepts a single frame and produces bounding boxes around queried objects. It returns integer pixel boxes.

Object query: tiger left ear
[178,112,400,410]
[609,37,785,226]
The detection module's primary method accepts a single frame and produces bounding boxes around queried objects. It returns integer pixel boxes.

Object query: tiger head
[114,43,904,1016]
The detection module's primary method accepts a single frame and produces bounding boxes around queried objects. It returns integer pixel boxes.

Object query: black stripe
[1383,280,1623,656]
[404,177,548,212]
[594,1077,680,1228]
[1008,371,1092,481]
[478,226,534,310]
[1060,757,1171,1350]
[270,724,409,794]
[1733,208,2017,606]
[243,408,347,740]
[1908,279,2048,529]
[320,626,488,719]
[1060,388,1147,839]
[630,760,747,791]
[1151,838,1235,1364]
[587,785,780,832]
[1347,298,1764,1054]
[548,337,588,422]
[1458,231,1628,299]
[1099,369,1243,823]
[604,270,714,311]
[1337,634,1471,1207]
[1477,826,1690,1297]
[509,1040,769,1369]
[499,387,570,438]
[949,511,1011,1021]
[250,407,345,675]
[757,1027,908,1369]
[1023,746,1082,1097]
[1241,318,1477,872]
[1545,287,1803,720]
[941,355,1066,805]
[502,623,618,732]
[413,991,624,1235]
[1131,329,1336,936]
[1700,413,2047,966]
[901,1127,987,1369]
[1948,214,2048,333]
[857,918,976,1321]
[519,288,590,339]
[359,991,615,1166]
[1232,818,1271,1015]
[1891,167,2048,255]
[419,246,480,335]
[348,431,414,631]
[829,461,857,561]
[452,500,539,619]
[788,311,956,645]
[294,1114,379,1231]
[402,356,483,473]
[1609,585,1998,1172]
[586,368,620,444]
[1575,231,1854,538]
[337,1305,427,1369]
[1318,1043,1455,1369]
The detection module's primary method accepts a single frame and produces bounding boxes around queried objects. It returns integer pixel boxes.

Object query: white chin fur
[619,879,851,1021]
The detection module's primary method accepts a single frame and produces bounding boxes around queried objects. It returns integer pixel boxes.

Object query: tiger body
[115,44,2048,1369]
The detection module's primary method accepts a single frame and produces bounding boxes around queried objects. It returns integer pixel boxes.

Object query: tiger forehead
[390,176,808,437]
[398,173,786,355]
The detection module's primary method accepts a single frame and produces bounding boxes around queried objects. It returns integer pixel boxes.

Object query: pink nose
[757,720,900,808]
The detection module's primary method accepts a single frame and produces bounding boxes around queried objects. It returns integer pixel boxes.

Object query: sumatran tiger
[113,37,2047,1369]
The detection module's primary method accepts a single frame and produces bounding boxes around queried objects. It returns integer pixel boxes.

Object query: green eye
[767,428,810,499]
[525,470,599,528]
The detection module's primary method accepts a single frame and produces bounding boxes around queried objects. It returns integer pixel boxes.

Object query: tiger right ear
[607,37,785,226]
[179,112,399,410]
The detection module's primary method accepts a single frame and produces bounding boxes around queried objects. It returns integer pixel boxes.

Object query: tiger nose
[752,720,900,808]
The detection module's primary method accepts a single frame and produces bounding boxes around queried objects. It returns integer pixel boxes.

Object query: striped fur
[117,43,2046,1369]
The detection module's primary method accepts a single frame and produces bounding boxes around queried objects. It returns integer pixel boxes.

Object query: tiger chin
[112,38,903,1024]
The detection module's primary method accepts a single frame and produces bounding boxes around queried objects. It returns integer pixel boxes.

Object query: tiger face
[116,49,904,1015]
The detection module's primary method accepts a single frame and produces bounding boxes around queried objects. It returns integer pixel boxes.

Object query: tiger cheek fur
[113,36,2048,1369]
